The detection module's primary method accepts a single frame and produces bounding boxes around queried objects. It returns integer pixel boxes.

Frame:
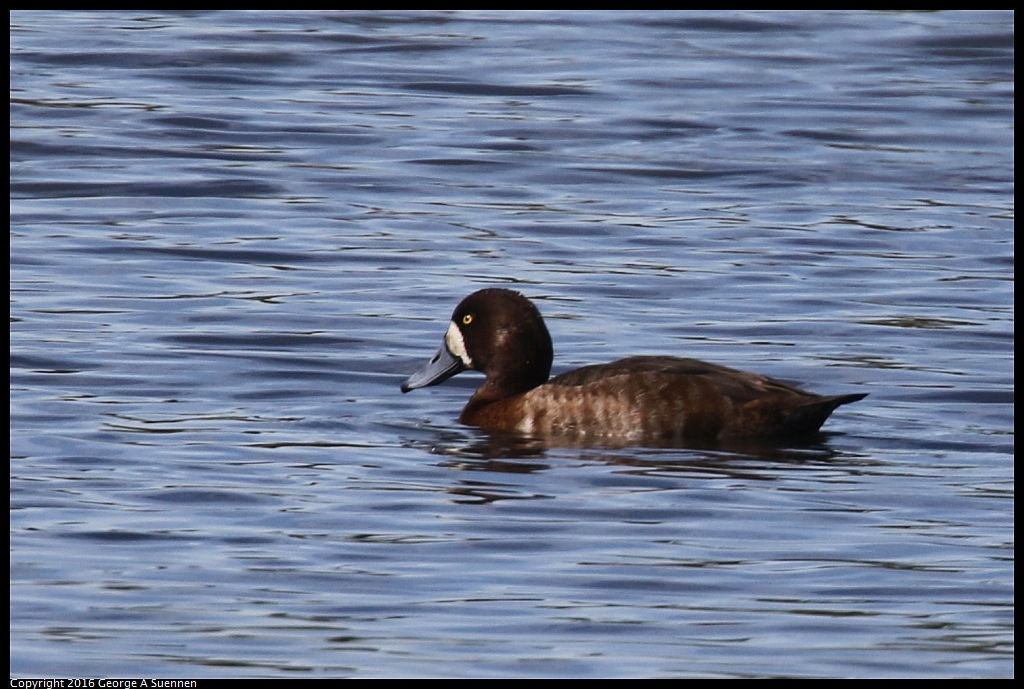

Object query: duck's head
[401,288,554,396]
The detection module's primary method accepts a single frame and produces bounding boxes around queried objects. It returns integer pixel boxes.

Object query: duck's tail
[789,392,868,435]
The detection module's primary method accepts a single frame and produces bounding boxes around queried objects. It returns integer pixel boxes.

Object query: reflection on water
[433,432,873,507]
[423,424,866,460]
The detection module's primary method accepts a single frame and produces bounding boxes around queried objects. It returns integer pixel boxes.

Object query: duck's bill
[401,343,465,392]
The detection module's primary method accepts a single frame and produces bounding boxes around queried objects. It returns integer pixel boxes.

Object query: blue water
[10,11,1013,678]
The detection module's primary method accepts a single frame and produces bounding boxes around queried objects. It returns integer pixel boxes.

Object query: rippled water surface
[10,11,1013,678]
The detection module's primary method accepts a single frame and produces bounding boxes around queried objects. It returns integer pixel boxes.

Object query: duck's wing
[547,356,866,438]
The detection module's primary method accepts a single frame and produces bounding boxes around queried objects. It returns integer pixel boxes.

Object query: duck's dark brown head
[401,288,553,396]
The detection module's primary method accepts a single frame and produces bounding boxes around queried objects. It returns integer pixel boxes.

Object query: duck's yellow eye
[462,314,474,326]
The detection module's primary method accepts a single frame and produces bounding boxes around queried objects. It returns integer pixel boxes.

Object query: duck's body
[462,355,866,442]
[402,289,865,443]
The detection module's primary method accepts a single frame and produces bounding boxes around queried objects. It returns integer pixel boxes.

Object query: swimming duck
[401,288,866,442]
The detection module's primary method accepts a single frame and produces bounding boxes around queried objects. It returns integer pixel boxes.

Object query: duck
[401,288,866,443]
